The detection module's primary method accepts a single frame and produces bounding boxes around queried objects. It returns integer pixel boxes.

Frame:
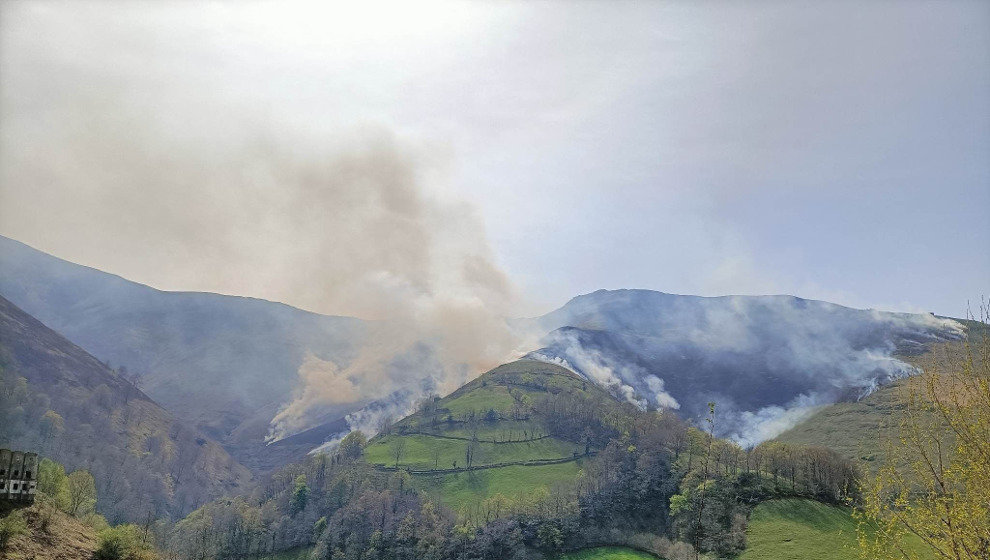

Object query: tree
[694,402,716,559]
[67,470,97,517]
[859,306,990,560]
[431,445,443,469]
[465,436,480,469]
[390,437,407,469]
[338,430,367,461]
[290,474,309,515]
[313,516,328,539]
[37,458,70,511]
[39,410,65,449]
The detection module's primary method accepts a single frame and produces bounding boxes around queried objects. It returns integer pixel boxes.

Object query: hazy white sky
[1,0,988,317]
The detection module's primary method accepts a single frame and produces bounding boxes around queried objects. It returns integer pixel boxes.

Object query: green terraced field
[442,384,518,415]
[365,433,582,470]
[415,460,585,512]
[361,360,618,514]
[739,499,934,560]
[435,419,547,441]
[556,547,658,560]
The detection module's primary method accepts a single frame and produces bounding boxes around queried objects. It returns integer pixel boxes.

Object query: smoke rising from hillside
[3,57,531,440]
[528,291,965,445]
[0,4,531,442]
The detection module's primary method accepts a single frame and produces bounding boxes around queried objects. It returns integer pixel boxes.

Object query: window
[11,483,18,490]
[25,471,31,478]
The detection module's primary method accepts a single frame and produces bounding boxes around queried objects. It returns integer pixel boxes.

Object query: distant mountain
[0,235,366,469]
[524,289,965,443]
[2,234,969,455]
[0,295,251,523]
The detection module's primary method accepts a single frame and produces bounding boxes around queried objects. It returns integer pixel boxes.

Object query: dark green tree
[290,474,309,515]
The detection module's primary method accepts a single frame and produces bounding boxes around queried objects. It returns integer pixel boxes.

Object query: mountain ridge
[0,234,366,470]
[524,287,965,444]
[0,294,251,522]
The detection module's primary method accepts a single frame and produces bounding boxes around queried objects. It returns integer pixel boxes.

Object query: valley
[0,243,982,560]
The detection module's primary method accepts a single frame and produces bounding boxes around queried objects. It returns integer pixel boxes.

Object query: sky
[1,0,988,319]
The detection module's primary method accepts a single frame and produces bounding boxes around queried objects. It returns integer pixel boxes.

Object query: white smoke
[529,329,681,410]
[726,393,827,448]
[527,290,965,445]
[645,375,681,410]
[309,393,420,455]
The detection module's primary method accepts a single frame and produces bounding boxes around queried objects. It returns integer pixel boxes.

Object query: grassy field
[555,547,658,559]
[443,384,518,416]
[739,499,934,560]
[415,460,585,511]
[436,419,547,440]
[365,433,582,470]
[360,360,614,512]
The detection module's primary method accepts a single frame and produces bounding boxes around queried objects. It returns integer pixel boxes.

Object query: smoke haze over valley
[1,4,988,558]
[0,237,968,454]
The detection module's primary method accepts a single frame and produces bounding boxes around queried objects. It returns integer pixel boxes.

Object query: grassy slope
[366,433,582,470]
[556,547,659,559]
[775,379,904,466]
[1,505,97,560]
[775,336,980,469]
[416,461,586,512]
[740,499,933,560]
[364,360,610,511]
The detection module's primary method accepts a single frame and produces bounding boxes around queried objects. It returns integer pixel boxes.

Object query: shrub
[0,510,28,550]
[94,524,155,560]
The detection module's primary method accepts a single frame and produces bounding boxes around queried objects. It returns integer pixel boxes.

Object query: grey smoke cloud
[3,1,986,321]
[3,8,529,438]
[0,2,531,442]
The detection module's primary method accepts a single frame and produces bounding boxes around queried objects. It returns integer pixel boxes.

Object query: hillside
[3,237,970,467]
[775,326,986,467]
[0,504,97,560]
[0,235,366,469]
[739,499,933,560]
[773,380,905,465]
[0,295,251,523]
[362,359,629,512]
[525,289,965,443]
[156,355,871,560]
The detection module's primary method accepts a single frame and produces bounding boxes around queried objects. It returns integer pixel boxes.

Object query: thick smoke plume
[240,137,530,442]
[0,4,532,443]
[1,38,530,441]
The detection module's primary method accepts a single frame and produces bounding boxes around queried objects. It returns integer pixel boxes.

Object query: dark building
[0,448,38,504]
